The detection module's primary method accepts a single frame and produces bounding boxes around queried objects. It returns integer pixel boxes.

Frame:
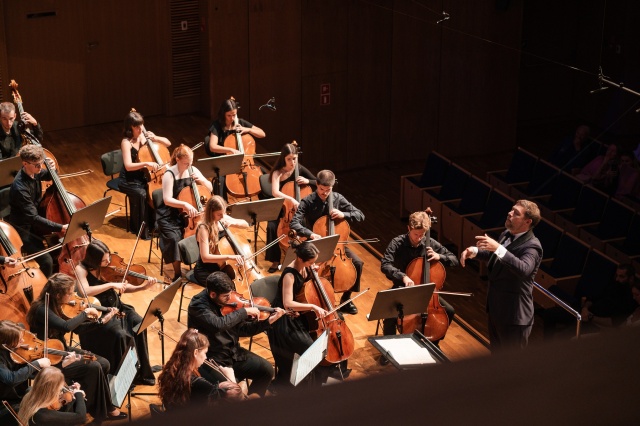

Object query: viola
[276,141,312,251]
[400,212,450,341]
[312,191,357,293]
[99,252,155,286]
[0,221,48,327]
[224,112,263,199]
[220,291,280,321]
[8,329,96,366]
[60,293,125,322]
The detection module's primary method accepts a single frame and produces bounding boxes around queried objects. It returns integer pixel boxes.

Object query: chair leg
[177,281,187,323]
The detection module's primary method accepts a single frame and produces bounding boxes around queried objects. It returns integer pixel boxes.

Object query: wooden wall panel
[248,0,302,153]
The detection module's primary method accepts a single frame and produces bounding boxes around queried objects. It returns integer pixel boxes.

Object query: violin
[98,252,155,286]
[220,291,282,321]
[312,191,357,293]
[400,211,450,341]
[0,220,48,327]
[223,104,263,199]
[6,330,96,366]
[276,141,312,250]
[60,293,125,322]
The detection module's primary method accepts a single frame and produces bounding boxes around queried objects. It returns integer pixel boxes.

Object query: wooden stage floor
[28,115,491,422]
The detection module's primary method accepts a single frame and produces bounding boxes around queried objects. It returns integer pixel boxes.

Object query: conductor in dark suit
[460,200,542,351]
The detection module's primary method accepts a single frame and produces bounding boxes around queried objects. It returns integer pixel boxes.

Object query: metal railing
[534,282,582,338]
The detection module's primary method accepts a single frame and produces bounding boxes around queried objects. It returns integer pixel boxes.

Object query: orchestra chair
[259,173,273,199]
[579,197,634,252]
[400,151,450,218]
[100,149,129,230]
[0,187,10,218]
[509,158,559,200]
[554,184,609,237]
[247,275,280,354]
[147,189,164,276]
[421,163,470,239]
[533,218,563,262]
[534,171,584,223]
[535,233,590,307]
[486,147,538,196]
[440,175,491,251]
[605,212,640,263]
[177,235,200,324]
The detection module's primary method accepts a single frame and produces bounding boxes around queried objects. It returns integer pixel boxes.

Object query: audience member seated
[576,143,618,184]
[549,124,594,172]
[623,279,640,327]
[615,150,639,197]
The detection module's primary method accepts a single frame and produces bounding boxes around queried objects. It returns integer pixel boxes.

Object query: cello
[0,221,48,327]
[217,222,264,293]
[400,213,450,341]
[224,108,263,199]
[312,191,357,293]
[178,159,211,238]
[276,141,312,250]
[133,112,171,205]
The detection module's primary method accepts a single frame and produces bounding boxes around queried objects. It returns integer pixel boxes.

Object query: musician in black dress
[156,144,212,282]
[26,273,127,422]
[74,239,157,385]
[158,328,243,411]
[205,98,266,200]
[264,143,316,272]
[267,241,328,388]
[290,170,364,315]
[119,110,171,239]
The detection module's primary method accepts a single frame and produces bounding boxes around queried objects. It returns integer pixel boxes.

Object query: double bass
[0,221,47,327]
[224,109,262,199]
[401,213,450,341]
[276,141,312,250]
[312,191,357,293]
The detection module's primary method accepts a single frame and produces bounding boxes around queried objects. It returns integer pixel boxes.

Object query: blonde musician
[120,110,171,239]
[193,196,248,286]
[156,144,213,283]
[265,143,316,273]
[157,328,243,410]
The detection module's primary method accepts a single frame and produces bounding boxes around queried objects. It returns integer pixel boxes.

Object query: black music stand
[227,198,284,252]
[368,330,448,370]
[61,196,111,245]
[196,154,244,197]
[367,283,436,335]
[0,156,22,188]
[134,277,182,366]
[281,234,340,267]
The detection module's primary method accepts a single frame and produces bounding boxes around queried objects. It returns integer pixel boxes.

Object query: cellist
[380,211,458,355]
[265,143,316,273]
[7,145,68,277]
[120,110,171,240]
[290,170,364,315]
[204,98,266,200]
[0,101,43,159]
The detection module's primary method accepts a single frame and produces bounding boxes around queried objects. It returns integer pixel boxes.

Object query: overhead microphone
[589,86,609,94]
[259,97,277,111]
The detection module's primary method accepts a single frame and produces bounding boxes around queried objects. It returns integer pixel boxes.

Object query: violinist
[204,98,266,200]
[266,241,329,388]
[7,145,68,277]
[187,271,285,398]
[157,328,243,411]
[380,211,458,348]
[265,143,316,273]
[120,110,171,239]
[156,144,213,283]
[18,367,86,426]
[26,273,127,422]
[193,195,248,286]
[0,320,51,424]
[0,101,43,159]
[75,239,157,386]
[290,170,364,315]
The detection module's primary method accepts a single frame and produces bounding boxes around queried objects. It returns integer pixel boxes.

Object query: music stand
[368,283,436,335]
[282,234,340,267]
[62,196,111,245]
[368,330,448,370]
[0,156,22,188]
[290,330,329,386]
[196,154,244,196]
[108,345,138,418]
[227,198,284,252]
[134,277,182,366]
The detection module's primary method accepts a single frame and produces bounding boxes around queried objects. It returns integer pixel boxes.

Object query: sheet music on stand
[290,330,329,386]
[368,331,448,370]
[109,345,138,408]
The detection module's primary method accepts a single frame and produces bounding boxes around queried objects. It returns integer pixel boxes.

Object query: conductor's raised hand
[475,234,500,252]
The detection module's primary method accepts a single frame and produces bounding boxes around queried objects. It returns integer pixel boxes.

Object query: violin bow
[119,222,146,291]
[2,400,27,426]
[315,287,370,320]
[67,258,92,307]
